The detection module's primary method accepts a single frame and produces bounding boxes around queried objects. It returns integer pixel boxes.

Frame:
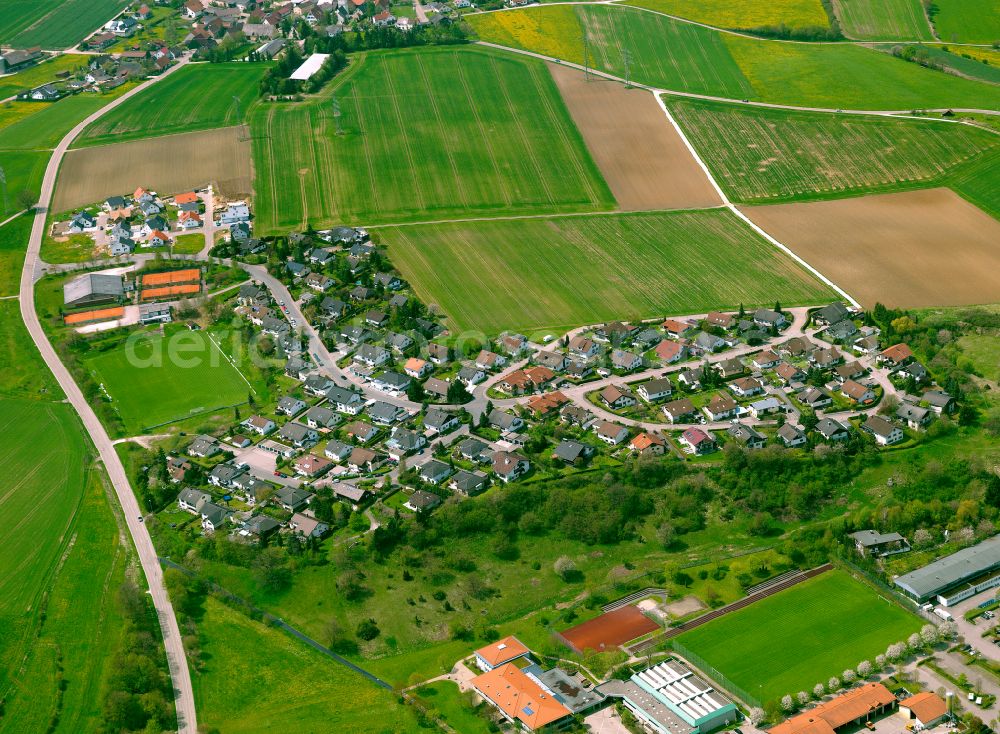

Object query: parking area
[947,589,1000,660]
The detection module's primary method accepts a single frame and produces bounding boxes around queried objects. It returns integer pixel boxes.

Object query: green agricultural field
[251,46,614,232]
[933,0,1000,42]
[380,209,834,334]
[468,6,755,99]
[667,98,998,203]
[947,147,1000,221]
[0,216,32,297]
[76,63,268,147]
[675,570,922,703]
[623,0,830,31]
[0,87,137,151]
[84,326,252,433]
[0,54,91,99]
[0,0,128,48]
[0,150,47,218]
[834,0,933,39]
[0,398,131,734]
[0,300,62,398]
[901,44,1000,84]
[469,4,1000,109]
[193,597,424,734]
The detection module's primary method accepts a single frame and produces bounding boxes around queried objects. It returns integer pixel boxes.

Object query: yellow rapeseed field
[467,6,586,63]
[622,0,829,30]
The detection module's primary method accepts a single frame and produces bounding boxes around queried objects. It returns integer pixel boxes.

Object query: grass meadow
[75,63,268,147]
[0,398,130,734]
[0,54,91,99]
[379,209,833,334]
[193,597,425,734]
[833,0,933,39]
[947,147,1000,222]
[413,682,492,734]
[0,0,127,48]
[0,86,137,151]
[933,0,1000,42]
[0,215,32,297]
[469,4,1000,109]
[675,570,922,702]
[250,47,614,231]
[0,150,47,217]
[667,97,999,203]
[84,326,251,433]
[622,0,830,30]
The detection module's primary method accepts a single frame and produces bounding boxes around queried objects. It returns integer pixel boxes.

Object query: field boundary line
[204,331,255,391]
[652,93,862,308]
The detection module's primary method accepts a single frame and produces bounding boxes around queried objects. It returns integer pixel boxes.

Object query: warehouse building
[598,659,738,734]
[63,272,124,309]
[894,534,1000,605]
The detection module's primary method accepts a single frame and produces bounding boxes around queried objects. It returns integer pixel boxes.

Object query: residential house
[714,358,744,379]
[677,368,702,390]
[208,462,245,488]
[798,387,832,409]
[403,357,431,379]
[553,439,594,464]
[753,308,787,329]
[878,343,914,368]
[834,361,866,382]
[276,396,307,417]
[662,398,697,423]
[424,408,459,434]
[863,415,904,446]
[178,488,212,514]
[637,378,672,403]
[779,336,815,358]
[599,385,636,410]
[325,386,364,415]
[810,347,843,368]
[200,503,232,533]
[385,427,426,458]
[611,349,643,372]
[815,417,850,442]
[423,377,450,400]
[706,311,735,329]
[824,319,858,343]
[678,427,717,455]
[694,331,725,353]
[896,402,931,430]
[630,432,666,456]
[289,512,329,538]
[456,366,486,388]
[305,272,333,292]
[655,339,687,364]
[293,453,333,478]
[304,406,341,430]
[813,302,851,326]
[240,515,280,541]
[274,486,314,512]
[595,421,629,446]
[841,379,876,404]
[560,404,595,429]
[354,344,389,368]
[727,422,766,449]
[568,336,599,360]
[304,374,334,396]
[729,376,764,398]
[449,470,488,496]
[500,333,528,355]
[751,350,780,370]
[371,371,410,395]
[526,391,570,417]
[703,393,737,421]
[536,351,568,371]
[345,421,378,444]
[243,415,276,436]
[457,437,493,464]
[427,343,450,365]
[324,439,353,462]
[748,397,781,418]
[492,451,530,483]
[923,390,956,414]
[419,460,453,485]
[476,350,505,371]
[662,319,695,339]
[489,409,524,433]
[777,423,807,448]
[187,434,220,458]
[404,490,442,512]
[368,401,407,426]
[775,362,805,385]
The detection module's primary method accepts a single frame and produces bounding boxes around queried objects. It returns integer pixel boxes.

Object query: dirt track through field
[745,188,1000,309]
[548,63,722,211]
[53,127,251,212]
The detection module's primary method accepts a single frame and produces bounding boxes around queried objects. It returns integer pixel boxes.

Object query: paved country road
[18,57,198,734]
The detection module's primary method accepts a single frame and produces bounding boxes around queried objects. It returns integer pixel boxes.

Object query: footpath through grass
[251,46,614,232]
[381,208,834,334]
[75,63,268,147]
[675,569,922,703]
[667,97,999,203]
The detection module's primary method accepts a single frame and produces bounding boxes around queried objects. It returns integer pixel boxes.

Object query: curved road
[19,59,197,733]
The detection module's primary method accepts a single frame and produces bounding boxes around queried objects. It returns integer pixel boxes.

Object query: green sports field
[623,0,830,31]
[469,4,1000,109]
[0,0,127,48]
[834,0,933,39]
[667,98,999,203]
[675,570,922,703]
[76,63,268,147]
[933,0,1000,42]
[84,327,251,433]
[381,209,834,335]
[194,597,424,734]
[250,46,614,232]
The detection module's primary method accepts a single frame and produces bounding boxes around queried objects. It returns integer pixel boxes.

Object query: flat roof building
[599,659,738,734]
[894,533,1000,604]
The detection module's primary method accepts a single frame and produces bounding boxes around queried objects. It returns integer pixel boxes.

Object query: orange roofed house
[474,636,531,672]
[770,683,897,734]
[898,692,948,729]
[472,663,572,731]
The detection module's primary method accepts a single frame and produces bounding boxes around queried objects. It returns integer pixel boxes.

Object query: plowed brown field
[745,188,1000,308]
[548,64,722,211]
[54,126,251,212]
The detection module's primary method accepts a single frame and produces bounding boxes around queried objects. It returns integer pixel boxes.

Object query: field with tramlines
[75,63,268,147]
[667,97,999,202]
[932,0,1000,42]
[0,0,127,48]
[250,46,613,231]
[380,209,833,334]
[833,0,933,39]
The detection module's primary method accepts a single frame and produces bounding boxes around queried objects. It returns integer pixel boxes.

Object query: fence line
[670,640,761,708]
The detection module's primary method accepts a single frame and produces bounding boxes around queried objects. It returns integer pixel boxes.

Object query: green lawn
[675,570,923,703]
[172,232,205,254]
[250,46,614,232]
[667,97,999,203]
[379,209,834,335]
[933,0,1000,42]
[834,0,933,39]
[622,0,830,31]
[0,300,62,398]
[75,63,268,147]
[957,334,1000,382]
[0,0,128,48]
[413,682,493,734]
[469,4,1000,109]
[193,597,426,734]
[83,326,251,433]
[0,54,91,99]
[0,149,48,217]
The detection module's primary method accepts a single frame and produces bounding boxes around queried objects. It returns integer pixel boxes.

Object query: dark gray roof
[895,534,1000,599]
[63,272,123,304]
